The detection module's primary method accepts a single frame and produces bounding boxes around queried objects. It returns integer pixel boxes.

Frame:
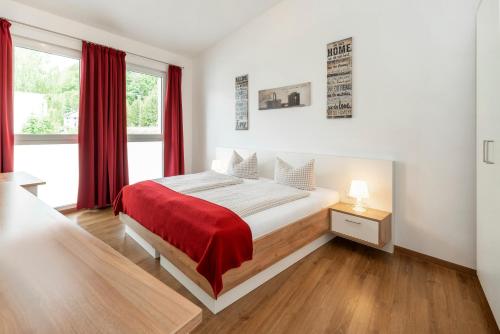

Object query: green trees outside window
[126,71,161,134]
[14,47,162,135]
[14,47,79,134]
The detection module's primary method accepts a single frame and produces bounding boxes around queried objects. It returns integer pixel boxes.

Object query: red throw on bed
[113,181,253,298]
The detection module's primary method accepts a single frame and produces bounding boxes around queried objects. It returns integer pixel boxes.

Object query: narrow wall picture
[258,82,311,110]
[327,37,352,118]
[235,74,249,130]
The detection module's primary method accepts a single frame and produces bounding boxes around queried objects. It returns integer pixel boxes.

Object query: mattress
[238,178,339,239]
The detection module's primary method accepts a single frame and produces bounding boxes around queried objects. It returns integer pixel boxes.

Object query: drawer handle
[345,219,361,225]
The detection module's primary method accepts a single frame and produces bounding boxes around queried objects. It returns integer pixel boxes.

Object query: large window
[14,41,80,208]
[13,37,165,207]
[126,67,164,184]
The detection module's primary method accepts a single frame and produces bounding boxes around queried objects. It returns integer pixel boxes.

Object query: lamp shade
[349,180,369,199]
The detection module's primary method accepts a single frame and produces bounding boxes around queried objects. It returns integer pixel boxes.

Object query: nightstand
[330,202,391,248]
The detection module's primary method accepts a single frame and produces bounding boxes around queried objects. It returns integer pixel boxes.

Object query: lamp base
[352,205,366,213]
[352,198,366,212]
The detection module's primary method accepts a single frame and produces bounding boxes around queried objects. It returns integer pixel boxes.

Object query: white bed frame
[124,220,333,314]
[122,148,394,314]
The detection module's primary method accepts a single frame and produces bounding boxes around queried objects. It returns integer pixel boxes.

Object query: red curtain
[164,65,184,176]
[77,41,128,209]
[0,19,13,173]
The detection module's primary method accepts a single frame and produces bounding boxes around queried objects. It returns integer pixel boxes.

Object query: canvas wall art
[235,74,249,130]
[327,37,352,118]
[258,82,311,110]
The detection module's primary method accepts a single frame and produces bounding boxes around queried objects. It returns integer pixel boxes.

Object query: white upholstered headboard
[215,147,394,213]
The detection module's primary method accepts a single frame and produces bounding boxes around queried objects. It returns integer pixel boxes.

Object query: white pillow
[274,157,315,190]
[227,151,259,179]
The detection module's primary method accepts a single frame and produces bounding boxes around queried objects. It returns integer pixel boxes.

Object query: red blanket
[113,181,253,298]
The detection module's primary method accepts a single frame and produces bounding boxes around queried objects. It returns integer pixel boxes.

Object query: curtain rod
[5,18,184,69]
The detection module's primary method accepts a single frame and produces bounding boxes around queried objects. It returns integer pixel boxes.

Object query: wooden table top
[0,171,46,187]
[0,182,202,334]
[330,202,391,222]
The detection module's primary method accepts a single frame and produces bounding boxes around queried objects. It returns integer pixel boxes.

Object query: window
[126,67,164,184]
[13,41,80,208]
[12,37,165,206]
[14,47,80,135]
[126,70,162,135]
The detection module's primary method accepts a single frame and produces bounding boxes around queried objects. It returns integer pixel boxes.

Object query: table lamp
[211,160,225,173]
[349,180,369,212]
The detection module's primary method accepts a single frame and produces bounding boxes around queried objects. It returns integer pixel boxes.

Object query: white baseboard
[121,213,334,314]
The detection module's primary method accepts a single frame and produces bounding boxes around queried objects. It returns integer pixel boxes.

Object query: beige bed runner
[191,180,310,217]
[153,171,242,194]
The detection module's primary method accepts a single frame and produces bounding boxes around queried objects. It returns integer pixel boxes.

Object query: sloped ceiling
[13,0,283,55]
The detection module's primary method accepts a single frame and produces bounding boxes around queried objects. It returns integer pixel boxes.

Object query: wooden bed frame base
[120,208,333,314]
[158,234,333,314]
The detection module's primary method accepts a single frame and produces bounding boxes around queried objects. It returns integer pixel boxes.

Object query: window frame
[13,36,81,145]
[126,63,166,143]
[12,38,167,145]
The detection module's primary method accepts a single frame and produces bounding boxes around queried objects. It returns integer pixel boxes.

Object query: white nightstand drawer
[331,211,379,245]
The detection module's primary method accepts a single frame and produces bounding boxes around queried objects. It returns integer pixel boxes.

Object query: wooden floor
[68,209,499,334]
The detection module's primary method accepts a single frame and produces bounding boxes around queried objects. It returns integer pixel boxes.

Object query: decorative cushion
[274,157,315,190]
[227,151,259,179]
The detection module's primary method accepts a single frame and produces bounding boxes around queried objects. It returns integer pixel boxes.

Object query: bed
[116,148,394,314]
[116,173,339,313]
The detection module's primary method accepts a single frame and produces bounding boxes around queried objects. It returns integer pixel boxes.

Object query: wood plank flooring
[67,208,499,334]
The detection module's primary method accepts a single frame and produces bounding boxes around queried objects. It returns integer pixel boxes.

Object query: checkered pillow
[274,157,315,190]
[227,151,259,179]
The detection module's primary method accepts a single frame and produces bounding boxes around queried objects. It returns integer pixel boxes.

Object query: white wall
[2,0,195,172]
[194,0,478,268]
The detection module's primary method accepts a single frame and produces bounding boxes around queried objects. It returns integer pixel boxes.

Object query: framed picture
[258,82,311,110]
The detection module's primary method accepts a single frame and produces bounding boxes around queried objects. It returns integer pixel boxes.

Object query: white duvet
[153,172,339,239]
